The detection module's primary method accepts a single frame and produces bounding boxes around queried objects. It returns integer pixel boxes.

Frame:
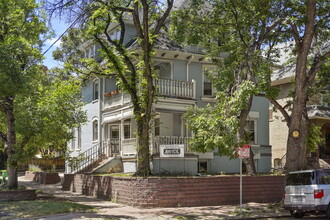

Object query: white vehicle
[284,169,330,218]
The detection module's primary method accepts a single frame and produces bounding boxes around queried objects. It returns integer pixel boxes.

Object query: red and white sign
[238,145,250,158]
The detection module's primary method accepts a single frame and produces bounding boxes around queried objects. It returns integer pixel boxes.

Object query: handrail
[67,142,109,174]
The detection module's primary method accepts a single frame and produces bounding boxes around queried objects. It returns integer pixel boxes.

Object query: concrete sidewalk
[18,176,290,220]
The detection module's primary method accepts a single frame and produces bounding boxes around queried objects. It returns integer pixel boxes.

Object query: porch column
[180,114,185,137]
[120,119,124,156]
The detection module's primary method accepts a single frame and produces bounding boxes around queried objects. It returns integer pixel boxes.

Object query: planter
[0,189,37,202]
[25,171,61,184]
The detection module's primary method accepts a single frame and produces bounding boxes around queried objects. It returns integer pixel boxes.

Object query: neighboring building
[67,18,271,175]
[270,64,330,169]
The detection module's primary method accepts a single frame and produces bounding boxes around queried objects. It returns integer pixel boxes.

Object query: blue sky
[42,18,67,69]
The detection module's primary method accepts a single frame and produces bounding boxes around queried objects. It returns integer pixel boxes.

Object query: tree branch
[307,50,330,86]
[153,0,174,35]
[0,131,7,143]
[257,94,291,125]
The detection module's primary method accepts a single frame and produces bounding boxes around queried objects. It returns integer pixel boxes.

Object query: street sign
[238,144,250,158]
[238,144,250,217]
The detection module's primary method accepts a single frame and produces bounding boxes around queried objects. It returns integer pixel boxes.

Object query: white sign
[160,145,184,158]
[238,145,250,158]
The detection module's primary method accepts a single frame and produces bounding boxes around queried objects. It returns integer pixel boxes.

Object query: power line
[42,15,82,56]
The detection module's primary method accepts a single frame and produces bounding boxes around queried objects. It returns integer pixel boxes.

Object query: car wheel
[290,210,304,218]
[326,204,330,219]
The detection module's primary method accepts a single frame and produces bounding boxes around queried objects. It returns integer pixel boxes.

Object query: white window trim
[246,118,257,145]
[123,123,131,139]
[93,79,99,101]
[92,119,99,142]
[202,65,217,97]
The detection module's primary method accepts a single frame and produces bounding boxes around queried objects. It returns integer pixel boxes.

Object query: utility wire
[42,15,82,56]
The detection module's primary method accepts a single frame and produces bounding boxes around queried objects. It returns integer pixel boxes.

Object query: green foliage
[185,81,257,157]
[307,124,324,154]
[28,164,42,172]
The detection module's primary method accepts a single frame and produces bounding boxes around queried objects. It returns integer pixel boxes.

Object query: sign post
[238,144,250,217]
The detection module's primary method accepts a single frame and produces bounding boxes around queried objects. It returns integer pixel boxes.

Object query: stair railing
[68,142,109,174]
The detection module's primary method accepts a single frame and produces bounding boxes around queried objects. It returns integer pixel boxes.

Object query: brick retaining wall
[63,174,285,207]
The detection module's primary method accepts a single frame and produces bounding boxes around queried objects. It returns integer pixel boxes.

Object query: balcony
[103,78,195,110]
[155,78,195,99]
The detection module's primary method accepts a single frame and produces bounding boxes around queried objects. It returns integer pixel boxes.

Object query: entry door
[110,125,120,153]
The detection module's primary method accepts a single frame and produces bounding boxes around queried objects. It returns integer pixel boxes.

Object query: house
[270,64,330,169]
[66,12,272,176]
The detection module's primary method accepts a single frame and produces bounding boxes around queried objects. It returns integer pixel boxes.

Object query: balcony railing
[103,78,195,110]
[155,78,195,99]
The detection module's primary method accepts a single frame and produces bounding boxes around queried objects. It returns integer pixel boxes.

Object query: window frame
[154,60,173,80]
[245,119,257,144]
[154,117,160,136]
[202,65,217,97]
[124,124,131,139]
[92,120,99,142]
[93,80,99,101]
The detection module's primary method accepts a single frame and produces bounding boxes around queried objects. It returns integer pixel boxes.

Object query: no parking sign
[238,144,250,158]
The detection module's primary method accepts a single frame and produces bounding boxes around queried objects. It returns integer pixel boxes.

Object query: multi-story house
[66,20,272,175]
[270,64,330,169]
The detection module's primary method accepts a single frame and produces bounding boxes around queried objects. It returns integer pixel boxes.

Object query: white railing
[103,79,195,109]
[103,92,131,109]
[122,138,137,156]
[155,78,195,99]
[154,136,192,154]
[105,136,192,156]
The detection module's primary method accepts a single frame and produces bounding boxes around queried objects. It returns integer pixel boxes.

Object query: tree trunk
[3,97,18,189]
[239,96,256,175]
[135,114,151,176]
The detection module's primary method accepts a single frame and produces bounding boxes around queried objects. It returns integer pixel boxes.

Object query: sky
[42,18,68,69]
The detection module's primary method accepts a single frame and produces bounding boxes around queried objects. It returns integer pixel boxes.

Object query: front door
[110,125,120,154]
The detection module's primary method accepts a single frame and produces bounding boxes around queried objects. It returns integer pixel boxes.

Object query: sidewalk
[18,176,290,220]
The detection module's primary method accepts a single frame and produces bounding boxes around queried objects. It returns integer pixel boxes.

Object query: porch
[102,136,193,157]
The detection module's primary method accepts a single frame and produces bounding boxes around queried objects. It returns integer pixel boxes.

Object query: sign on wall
[160,145,184,158]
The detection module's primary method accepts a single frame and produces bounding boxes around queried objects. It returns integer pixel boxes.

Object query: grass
[0,199,95,219]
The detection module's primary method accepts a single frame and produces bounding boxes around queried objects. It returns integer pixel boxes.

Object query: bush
[28,164,42,172]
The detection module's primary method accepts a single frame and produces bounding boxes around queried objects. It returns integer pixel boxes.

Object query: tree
[172,0,330,173]
[267,0,330,172]
[48,0,174,176]
[171,0,281,174]
[0,0,86,188]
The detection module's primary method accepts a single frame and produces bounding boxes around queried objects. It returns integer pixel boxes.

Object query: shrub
[28,164,42,172]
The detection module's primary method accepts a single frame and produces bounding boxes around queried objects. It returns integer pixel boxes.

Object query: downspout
[99,77,103,149]
[186,55,194,81]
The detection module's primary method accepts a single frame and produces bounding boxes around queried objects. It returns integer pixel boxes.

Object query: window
[203,66,217,96]
[245,120,256,144]
[124,124,130,139]
[155,118,160,136]
[110,29,121,40]
[155,61,172,79]
[93,80,99,101]
[77,126,81,150]
[198,161,208,173]
[93,120,98,141]
[71,139,75,151]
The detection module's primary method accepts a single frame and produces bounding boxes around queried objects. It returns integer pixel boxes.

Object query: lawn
[0,198,95,219]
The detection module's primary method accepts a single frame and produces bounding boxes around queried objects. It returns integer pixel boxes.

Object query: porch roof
[307,105,330,119]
